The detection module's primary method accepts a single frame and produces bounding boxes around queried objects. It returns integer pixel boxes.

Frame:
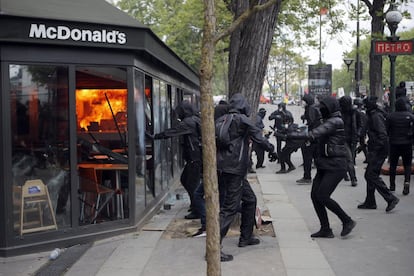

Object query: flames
[76,89,127,131]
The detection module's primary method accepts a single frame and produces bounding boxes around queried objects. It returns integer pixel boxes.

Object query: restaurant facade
[0,0,199,256]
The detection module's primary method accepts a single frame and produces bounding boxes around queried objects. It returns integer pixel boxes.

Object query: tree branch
[213,0,282,44]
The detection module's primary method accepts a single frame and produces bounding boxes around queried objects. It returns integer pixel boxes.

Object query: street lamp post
[386,3,402,112]
[344,58,355,95]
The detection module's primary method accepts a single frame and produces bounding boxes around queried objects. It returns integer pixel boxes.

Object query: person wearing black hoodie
[154,100,202,219]
[358,96,400,212]
[289,96,356,238]
[386,97,414,195]
[339,96,358,187]
[252,108,267,169]
[216,93,276,261]
[297,94,322,184]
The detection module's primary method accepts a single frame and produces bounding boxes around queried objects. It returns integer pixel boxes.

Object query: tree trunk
[200,0,221,275]
[228,0,281,112]
[367,0,386,99]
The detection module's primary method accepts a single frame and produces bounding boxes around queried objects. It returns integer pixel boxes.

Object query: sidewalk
[2,147,414,276]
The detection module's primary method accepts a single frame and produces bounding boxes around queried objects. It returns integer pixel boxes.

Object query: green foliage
[117,0,231,94]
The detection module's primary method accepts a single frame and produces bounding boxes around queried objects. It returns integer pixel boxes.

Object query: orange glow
[76,89,127,131]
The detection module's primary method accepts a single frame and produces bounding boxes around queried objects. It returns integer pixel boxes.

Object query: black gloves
[268,152,278,162]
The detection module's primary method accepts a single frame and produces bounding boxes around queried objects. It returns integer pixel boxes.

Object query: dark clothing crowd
[153,85,412,262]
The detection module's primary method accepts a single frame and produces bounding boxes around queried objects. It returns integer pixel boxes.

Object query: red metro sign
[373,40,414,55]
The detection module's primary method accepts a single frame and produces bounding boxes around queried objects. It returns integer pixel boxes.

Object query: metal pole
[389,55,397,112]
[319,13,322,63]
[355,0,360,97]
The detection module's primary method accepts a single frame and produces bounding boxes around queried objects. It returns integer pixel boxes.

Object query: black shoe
[351,180,358,187]
[220,251,233,262]
[341,220,356,237]
[287,166,296,172]
[344,176,350,181]
[386,197,400,212]
[403,182,410,195]
[256,165,266,169]
[357,203,377,209]
[276,169,287,174]
[185,212,200,219]
[390,185,395,192]
[192,227,206,238]
[296,178,312,184]
[248,168,256,173]
[238,237,260,247]
[310,229,334,238]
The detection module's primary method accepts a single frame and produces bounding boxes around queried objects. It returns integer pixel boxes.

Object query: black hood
[395,97,408,111]
[229,93,251,116]
[320,96,340,115]
[175,100,196,120]
[339,96,353,113]
[302,94,314,106]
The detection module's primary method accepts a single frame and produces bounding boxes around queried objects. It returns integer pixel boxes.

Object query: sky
[305,1,414,70]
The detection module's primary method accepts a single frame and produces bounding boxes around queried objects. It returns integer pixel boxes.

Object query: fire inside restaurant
[0,0,199,256]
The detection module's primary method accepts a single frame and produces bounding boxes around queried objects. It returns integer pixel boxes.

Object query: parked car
[260,95,271,104]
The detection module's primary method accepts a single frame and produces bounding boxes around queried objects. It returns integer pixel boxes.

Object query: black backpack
[215,114,234,148]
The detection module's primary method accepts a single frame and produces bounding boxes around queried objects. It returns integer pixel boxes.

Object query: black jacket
[217,93,274,175]
[339,96,358,145]
[366,105,388,153]
[155,100,202,162]
[309,96,347,170]
[302,94,322,130]
[386,97,414,145]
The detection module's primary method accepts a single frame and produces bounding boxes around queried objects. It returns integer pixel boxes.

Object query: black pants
[364,149,396,205]
[180,161,202,212]
[301,142,317,179]
[279,141,300,170]
[252,142,265,168]
[311,169,351,230]
[219,173,256,242]
[345,143,357,181]
[276,136,283,159]
[389,143,412,185]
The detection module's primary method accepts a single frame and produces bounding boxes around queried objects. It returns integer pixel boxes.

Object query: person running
[358,96,400,212]
[289,96,356,238]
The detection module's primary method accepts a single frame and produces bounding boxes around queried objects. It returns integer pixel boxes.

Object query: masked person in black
[154,100,202,219]
[386,97,414,195]
[216,93,276,262]
[358,96,400,212]
[289,96,356,238]
[252,108,267,169]
[339,96,358,187]
[353,98,368,163]
[269,102,293,159]
[297,94,322,184]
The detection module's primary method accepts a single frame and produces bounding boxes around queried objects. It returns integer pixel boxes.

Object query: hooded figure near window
[216,93,276,262]
[154,100,202,219]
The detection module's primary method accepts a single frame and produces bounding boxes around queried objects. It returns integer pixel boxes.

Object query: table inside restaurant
[78,163,128,219]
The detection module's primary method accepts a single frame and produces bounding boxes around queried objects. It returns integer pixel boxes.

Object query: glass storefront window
[75,67,129,224]
[10,64,70,235]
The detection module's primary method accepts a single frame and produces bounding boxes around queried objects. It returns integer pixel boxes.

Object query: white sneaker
[192,228,206,238]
